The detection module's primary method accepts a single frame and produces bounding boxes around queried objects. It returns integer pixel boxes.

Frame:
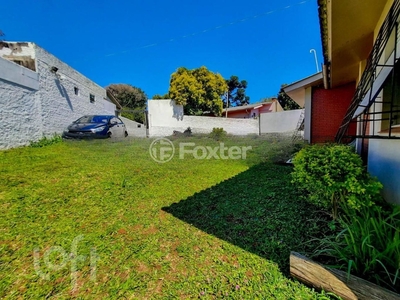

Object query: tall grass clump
[29,134,62,148]
[314,202,400,292]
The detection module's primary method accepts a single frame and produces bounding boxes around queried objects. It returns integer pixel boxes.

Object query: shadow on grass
[162,162,328,275]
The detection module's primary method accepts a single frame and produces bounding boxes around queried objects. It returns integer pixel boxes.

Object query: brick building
[284,0,400,204]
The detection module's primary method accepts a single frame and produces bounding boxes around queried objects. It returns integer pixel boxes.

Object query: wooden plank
[290,251,400,300]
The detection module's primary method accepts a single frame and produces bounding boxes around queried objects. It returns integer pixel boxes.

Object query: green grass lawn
[0,136,333,299]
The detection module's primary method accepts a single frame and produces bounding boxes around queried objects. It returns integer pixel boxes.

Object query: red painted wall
[311,82,356,143]
[225,110,251,118]
[223,103,273,118]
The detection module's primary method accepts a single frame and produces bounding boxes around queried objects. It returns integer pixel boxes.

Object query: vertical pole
[225,91,229,118]
[310,49,320,73]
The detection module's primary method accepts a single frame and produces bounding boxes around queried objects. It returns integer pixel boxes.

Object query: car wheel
[107,132,112,138]
[124,131,128,137]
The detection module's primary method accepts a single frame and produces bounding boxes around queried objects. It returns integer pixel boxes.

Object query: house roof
[223,100,275,113]
[282,73,323,108]
[317,0,329,66]
[283,72,323,93]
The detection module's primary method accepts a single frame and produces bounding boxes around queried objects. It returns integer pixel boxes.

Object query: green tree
[106,84,147,108]
[277,85,301,110]
[168,66,227,116]
[224,75,250,108]
[106,84,147,123]
[152,94,169,99]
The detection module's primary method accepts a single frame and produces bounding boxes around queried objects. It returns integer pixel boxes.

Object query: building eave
[321,0,389,88]
[283,72,323,93]
[318,0,329,66]
[106,90,123,110]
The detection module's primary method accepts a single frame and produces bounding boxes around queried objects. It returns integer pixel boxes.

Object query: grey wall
[147,100,259,137]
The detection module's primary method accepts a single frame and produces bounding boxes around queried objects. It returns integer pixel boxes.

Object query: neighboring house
[222,98,283,118]
[283,72,357,144]
[285,0,400,204]
[0,41,121,149]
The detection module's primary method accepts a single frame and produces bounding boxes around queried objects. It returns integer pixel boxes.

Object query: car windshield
[75,116,109,124]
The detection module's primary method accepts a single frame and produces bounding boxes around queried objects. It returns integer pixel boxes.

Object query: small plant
[184,127,192,136]
[173,127,192,137]
[29,134,62,148]
[209,127,227,140]
[291,144,383,218]
[313,202,400,292]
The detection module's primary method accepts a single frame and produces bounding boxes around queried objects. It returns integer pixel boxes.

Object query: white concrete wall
[368,139,400,205]
[0,56,39,90]
[0,78,42,149]
[259,109,302,134]
[0,42,116,149]
[148,100,258,137]
[34,44,115,135]
[120,117,146,137]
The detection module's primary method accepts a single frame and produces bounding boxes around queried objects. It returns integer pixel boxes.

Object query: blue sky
[2,0,322,103]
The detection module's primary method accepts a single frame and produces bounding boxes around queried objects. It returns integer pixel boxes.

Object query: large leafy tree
[106,84,148,123]
[168,66,227,116]
[106,84,147,108]
[223,76,250,108]
[277,85,301,110]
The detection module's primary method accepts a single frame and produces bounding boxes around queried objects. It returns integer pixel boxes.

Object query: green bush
[292,144,382,218]
[29,135,62,148]
[314,203,400,292]
[209,127,227,141]
[121,107,145,124]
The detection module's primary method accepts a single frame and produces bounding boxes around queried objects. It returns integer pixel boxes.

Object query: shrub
[291,144,383,218]
[121,107,145,124]
[183,127,192,136]
[313,202,400,292]
[172,127,192,137]
[29,135,62,148]
[209,127,227,141]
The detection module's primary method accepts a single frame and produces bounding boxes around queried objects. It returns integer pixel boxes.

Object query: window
[90,94,95,103]
[74,87,79,96]
[379,62,400,136]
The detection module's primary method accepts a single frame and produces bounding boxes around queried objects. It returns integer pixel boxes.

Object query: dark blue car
[62,115,128,139]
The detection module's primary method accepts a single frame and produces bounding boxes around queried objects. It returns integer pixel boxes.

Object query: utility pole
[225,91,229,118]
